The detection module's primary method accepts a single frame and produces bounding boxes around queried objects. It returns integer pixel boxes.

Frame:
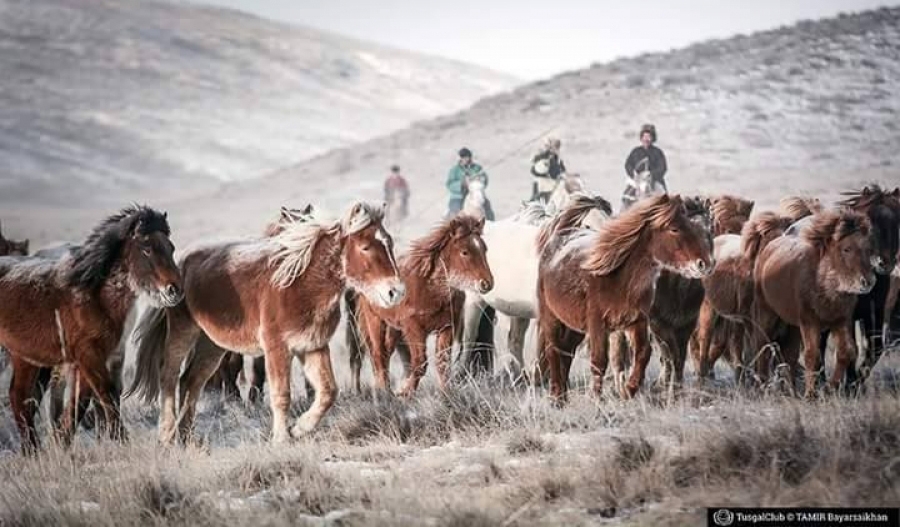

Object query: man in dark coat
[530,137,566,202]
[622,124,668,210]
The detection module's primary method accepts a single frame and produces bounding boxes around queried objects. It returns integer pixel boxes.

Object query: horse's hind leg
[507,316,530,383]
[9,356,41,454]
[76,349,127,442]
[292,347,337,437]
[248,357,266,404]
[178,341,230,444]
[159,310,201,445]
[624,318,652,398]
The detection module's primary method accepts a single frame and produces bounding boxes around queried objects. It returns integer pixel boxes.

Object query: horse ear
[163,212,168,220]
[302,204,314,215]
[892,187,900,198]
[132,219,144,238]
[279,206,292,221]
[862,186,872,196]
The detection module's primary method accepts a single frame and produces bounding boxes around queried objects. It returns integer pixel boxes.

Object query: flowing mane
[263,204,315,237]
[779,196,822,222]
[582,194,682,276]
[711,195,754,235]
[512,201,553,226]
[536,193,612,251]
[405,214,484,277]
[800,209,871,251]
[67,205,170,291]
[268,201,383,288]
[839,184,900,212]
[740,211,792,263]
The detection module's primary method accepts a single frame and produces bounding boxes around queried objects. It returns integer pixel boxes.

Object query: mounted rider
[446,147,495,220]
[384,164,410,218]
[622,124,668,209]
[530,137,567,202]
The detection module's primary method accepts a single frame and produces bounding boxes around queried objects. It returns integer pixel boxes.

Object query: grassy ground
[1,347,900,526]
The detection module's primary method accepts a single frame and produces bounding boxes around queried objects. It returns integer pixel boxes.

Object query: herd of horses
[0,179,898,454]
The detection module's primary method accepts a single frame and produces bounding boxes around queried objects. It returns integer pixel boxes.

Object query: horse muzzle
[371,280,406,308]
[872,255,889,275]
[158,283,184,307]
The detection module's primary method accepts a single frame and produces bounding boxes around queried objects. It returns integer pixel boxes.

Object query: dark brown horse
[352,214,493,396]
[127,202,403,444]
[536,194,714,402]
[752,209,876,397]
[609,196,714,388]
[205,205,316,403]
[711,195,754,237]
[693,211,793,381]
[0,206,182,452]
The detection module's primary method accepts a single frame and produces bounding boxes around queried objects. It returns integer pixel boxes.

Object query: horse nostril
[479,280,493,293]
[861,277,872,290]
[696,259,707,271]
[165,284,181,298]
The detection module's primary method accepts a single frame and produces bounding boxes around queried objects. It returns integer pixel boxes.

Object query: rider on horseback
[622,124,668,209]
[446,147,495,220]
[384,164,410,218]
[530,137,566,202]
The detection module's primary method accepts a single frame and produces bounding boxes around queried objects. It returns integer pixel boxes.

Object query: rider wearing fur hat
[622,124,668,208]
[446,147,494,219]
[530,137,566,202]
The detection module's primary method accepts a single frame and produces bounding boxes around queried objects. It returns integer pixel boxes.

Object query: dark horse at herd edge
[0,183,898,454]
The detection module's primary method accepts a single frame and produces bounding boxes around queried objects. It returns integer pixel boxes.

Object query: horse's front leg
[158,313,200,445]
[177,339,230,445]
[624,317,652,398]
[262,340,293,444]
[587,320,610,398]
[830,322,858,395]
[434,326,454,391]
[799,324,823,399]
[292,346,338,437]
[507,316,530,383]
[76,346,127,443]
[9,356,41,454]
[396,325,428,397]
[360,308,390,392]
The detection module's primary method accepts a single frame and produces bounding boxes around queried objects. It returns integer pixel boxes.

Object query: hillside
[0,0,515,211]
[148,6,900,245]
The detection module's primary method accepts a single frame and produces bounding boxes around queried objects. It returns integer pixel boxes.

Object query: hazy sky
[186,0,895,79]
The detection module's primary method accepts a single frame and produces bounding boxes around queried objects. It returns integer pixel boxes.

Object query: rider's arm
[446,166,463,194]
[624,149,637,178]
[651,148,667,181]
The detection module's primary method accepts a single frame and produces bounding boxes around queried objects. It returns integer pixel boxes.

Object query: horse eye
[669,227,680,234]
[360,245,370,252]
[461,249,470,257]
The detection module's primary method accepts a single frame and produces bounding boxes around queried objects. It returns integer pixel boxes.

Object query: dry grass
[2,369,900,526]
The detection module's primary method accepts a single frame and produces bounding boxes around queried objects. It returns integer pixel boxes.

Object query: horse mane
[406,214,484,277]
[65,205,170,291]
[711,195,754,235]
[839,184,900,212]
[582,194,682,276]
[684,196,712,220]
[800,209,871,251]
[740,211,792,263]
[513,201,553,226]
[268,201,382,288]
[779,196,822,222]
[536,193,612,251]
[263,204,315,237]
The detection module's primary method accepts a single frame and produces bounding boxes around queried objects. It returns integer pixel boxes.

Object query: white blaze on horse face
[374,227,398,276]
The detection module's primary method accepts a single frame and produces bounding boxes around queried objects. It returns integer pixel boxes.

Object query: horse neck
[308,231,345,291]
[97,260,139,331]
[604,232,659,294]
[813,251,856,304]
[400,251,457,302]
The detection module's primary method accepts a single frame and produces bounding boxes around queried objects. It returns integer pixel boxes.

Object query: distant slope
[0,0,516,207]
[172,6,900,243]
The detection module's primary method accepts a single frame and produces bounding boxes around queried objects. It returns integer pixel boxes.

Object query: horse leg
[434,326,454,391]
[57,369,94,447]
[178,344,230,444]
[262,341,293,444]
[749,299,780,386]
[624,318,652,398]
[507,316,529,383]
[467,305,495,377]
[347,314,365,395]
[248,357,266,404]
[694,301,716,379]
[292,347,338,437]
[396,325,427,397]
[816,329,830,388]
[159,310,201,445]
[608,331,630,396]
[830,323,858,395]
[558,328,585,391]
[799,325,823,399]
[673,324,694,386]
[652,324,679,389]
[361,308,390,392]
[76,348,127,443]
[458,295,486,376]
[9,356,41,454]
[586,321,609,398]
[539,314,568,404]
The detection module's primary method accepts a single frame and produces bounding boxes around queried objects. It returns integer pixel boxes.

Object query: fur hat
[458,147,473,158]
[544,137,561,150]
[639,124,657,142]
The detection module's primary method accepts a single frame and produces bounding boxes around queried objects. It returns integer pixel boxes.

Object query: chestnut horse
[536,194,714,402]
[693,211,793,381]
[710,195,755,237]
[205,204,316,403]
[351,214,493,396]
[752,209,876,397]
[127,202,404,444]
[0,206,182,452]
[609,196,714,389]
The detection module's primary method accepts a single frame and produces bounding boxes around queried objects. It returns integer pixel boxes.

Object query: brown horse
[127,202,403,444]
[351,214,493,396]
[779,196,823,223]
[536,194,714,402]
[693,211,794,381]
[711,195,754,236]
[609,196,714,389]
[205,205,316,403]
[0,206,182,452]
[752,209,876,397]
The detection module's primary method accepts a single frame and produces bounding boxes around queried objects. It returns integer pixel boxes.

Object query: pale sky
[183,0,895,79]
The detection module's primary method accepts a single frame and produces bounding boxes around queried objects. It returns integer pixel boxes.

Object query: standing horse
[0,206,182,452]
[127,202,404,445]
[350,214,493,396]
[536,194,714,402]
[609,196,714,389]
[460,194,612,382]
[752,210,876,397]
[693,211,793,381]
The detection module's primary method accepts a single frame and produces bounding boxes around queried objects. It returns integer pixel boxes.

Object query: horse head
[463,179,488,219]
[802,209,876,294]
[341,202,406,308]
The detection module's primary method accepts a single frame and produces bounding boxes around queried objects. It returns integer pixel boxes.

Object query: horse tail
[740,211,793,265]
[124,306,168,404]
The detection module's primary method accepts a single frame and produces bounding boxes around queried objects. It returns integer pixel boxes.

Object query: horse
[460,194,612,382]
[692,211,794,381]
[0,206,182,453]
[752,209,876,398]
[127,202,404,445]
[542,173,587,213]
[779,196,823,223]
[710,195,755,236]
[462,178,494,221]
[350,214,493,396]
[608,196,714,389]
[887,265,899,346]
[206,204,316,404]
[536,194,714,402]
[620,159,664,212]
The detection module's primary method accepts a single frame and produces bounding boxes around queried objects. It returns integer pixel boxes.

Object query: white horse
[459,193,612,381]
[621,159,664,212]
[462,178,492,220]
[543,172,587,213]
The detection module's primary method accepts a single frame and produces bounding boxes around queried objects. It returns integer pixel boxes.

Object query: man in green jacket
[446,147,493,219]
